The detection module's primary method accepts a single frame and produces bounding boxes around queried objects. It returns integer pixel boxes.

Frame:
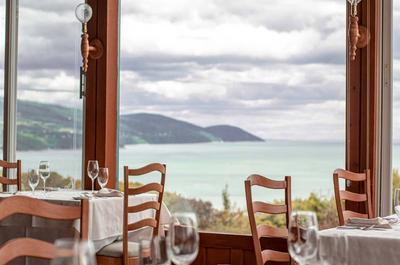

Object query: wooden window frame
[84,0,119,189]
[346,0,387,217]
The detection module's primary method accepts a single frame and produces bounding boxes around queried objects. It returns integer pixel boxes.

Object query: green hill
[0,99,264,150]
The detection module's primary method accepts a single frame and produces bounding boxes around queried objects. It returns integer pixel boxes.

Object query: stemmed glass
[288,211,319,265]
[50,238,96,265]
[39,161,50,195]
[28,169,39,195]
[97,168,109,190]
[87,160,99,193]
[139,236,170,265]
[394,188,400,217]
[168,212,199,265]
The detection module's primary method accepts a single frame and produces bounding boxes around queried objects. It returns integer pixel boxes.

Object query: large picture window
[15,1,83,189]
[119,0,346,233]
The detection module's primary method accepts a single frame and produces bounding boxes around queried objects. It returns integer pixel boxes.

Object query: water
[15,142,400,209]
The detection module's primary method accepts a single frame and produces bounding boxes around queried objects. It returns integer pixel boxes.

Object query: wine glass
[87,160,99,193]
[318,233,347,265]
[51,238,96,265]
[168,212,199,265]
[97,168,109,190]
[28,169,39,195]
[288,211,319,265]
[139,237,170,265]
[139,239,152,265]
[394,188,400,217]
[152,236,170,265]
[39,161,50,195]
[50,238,78,265]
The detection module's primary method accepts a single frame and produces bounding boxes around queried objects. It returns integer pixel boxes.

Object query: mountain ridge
[8,99,264,150]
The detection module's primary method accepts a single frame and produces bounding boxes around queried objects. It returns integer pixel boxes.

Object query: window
[0,0,5,154]
[119,0,345,232]
[16,1,83,190]
[393,0,400,198]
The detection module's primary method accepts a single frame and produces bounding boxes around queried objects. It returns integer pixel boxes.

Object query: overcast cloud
[0,0,398,142]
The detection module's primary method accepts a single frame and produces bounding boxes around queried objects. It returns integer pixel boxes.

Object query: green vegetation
[20,169,400,233]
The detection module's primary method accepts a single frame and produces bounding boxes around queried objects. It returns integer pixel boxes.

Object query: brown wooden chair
[0,196,89,265]
[0,160,21,191]
[97,163,166,265]
[333,168,373,225]
[245,174,292,265]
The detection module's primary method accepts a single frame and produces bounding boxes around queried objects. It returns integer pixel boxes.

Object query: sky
[0,0,398,142]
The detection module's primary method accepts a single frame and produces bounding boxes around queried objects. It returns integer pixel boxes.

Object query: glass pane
[120,0,345,232]
[393,0,400,196]
[16,0,83,190]
[0,0,5,156]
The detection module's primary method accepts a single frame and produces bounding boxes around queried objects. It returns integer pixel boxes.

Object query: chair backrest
[0,160,21,191]
[123,163,166,265]
[245,174,291,265]
[333,168,372,225]
[0,196,89,265]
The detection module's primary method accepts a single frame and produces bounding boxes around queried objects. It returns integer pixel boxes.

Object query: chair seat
[97,241,139,258]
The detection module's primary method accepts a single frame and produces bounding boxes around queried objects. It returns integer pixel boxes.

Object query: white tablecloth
[319,216,400,265]
[0,191,171,251]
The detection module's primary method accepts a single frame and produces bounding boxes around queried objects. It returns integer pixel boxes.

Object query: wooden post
[346,0,380,216]
[84,0,119,190]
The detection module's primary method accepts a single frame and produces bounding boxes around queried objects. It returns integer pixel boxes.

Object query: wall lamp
[75,3,103,73]
[347,0,370,61]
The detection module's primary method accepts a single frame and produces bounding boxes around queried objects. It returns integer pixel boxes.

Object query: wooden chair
[0,160,21,191]
[97,163,166,265]
[0,196,89,265]
[333,168,373,225]
[245,174,292,265]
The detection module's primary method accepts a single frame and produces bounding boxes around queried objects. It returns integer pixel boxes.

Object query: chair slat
[127,218,157,231]
[0,177,17,185]
[340,190,367,202]
[261,249,290,263]
[257,225,288,239]
[128,183,163,195]
[247,174,286,189]
[252,201,287,214]
[343,210,368,223]
[127,163,166,176]
[334,168,366,181]
[128,201,160,213]
[0,196,82,221]
[0,238,56,265]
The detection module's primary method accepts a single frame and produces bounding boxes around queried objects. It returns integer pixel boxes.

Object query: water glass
[50,238,96,265]
[39,161,50,195]
[394,189,400,217]
[168,212,199,265]
[288,211,319,265]
[97,168,109,190]
[28,169,39,195]
[139,239,153,265]
[87,160,99,193]
[318,232,347,265]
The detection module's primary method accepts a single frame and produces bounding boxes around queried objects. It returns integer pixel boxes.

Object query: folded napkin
[346,217,392,229]
[93,188,123,198]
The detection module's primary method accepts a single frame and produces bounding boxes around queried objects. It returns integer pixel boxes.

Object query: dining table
[0,190,171,265]
[319,216,400,265]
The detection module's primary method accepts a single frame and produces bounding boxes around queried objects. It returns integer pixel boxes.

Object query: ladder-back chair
[333,168,373,225]
[245,174,292,265]
[0,160,21,191]
[97,163,166,265]
[0,196,89,264]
